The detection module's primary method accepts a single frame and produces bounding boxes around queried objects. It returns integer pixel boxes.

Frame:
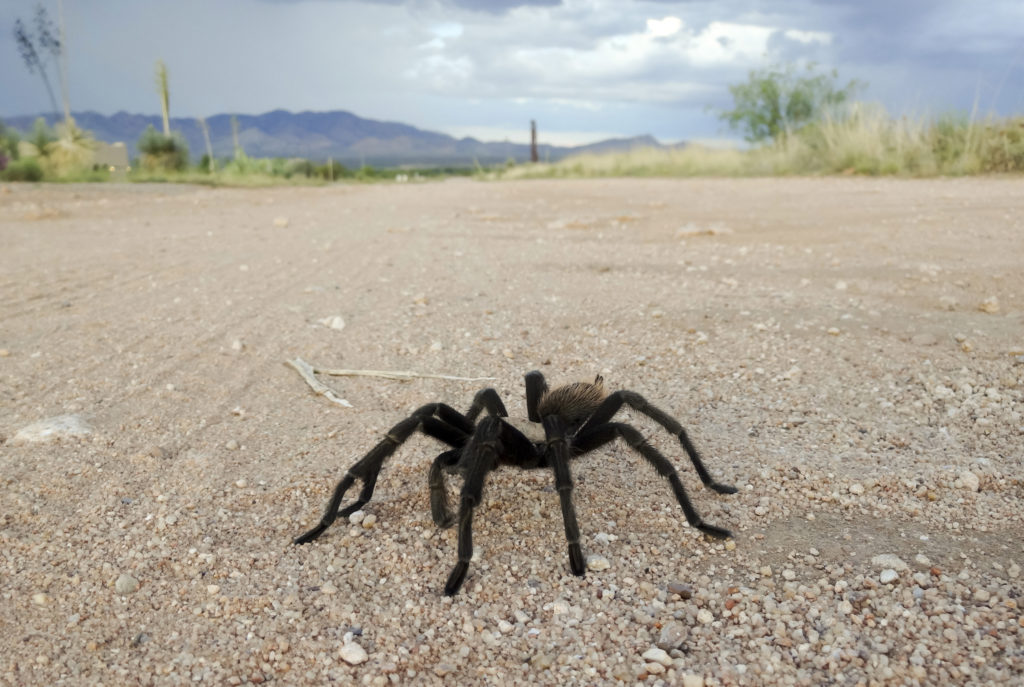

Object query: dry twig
[286,357,496,407]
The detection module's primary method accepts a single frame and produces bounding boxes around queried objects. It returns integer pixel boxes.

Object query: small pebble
[682,675,705,687]
[339,633,368,665]
[880,569,899,584]
[225,440,239,451]
[349,510,365,525]
[586,554,610,571]
[871,554,909,572]
[696,609,713,624]
[32,593,50,606]
[667,581,693,598]
[641,647,673,667]
[115,574,139,595]
[361,513,377,529]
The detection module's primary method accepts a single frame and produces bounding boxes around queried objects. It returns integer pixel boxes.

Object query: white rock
[115,574,139,594]
[956,470,980,492]
[879,569,899,584]
[586,554,610,571]
[32,593,50,606]
[339,632,368,665]
[871,554,909,572]
[348,510,365,525]
[641,647,673,667]
[848,483,865,495]
[361,513,377,529]
[11,415,92,445]
[318,315,346,331]
[682,675,705,687]
[273,216,290,228]
[697,609,714,624]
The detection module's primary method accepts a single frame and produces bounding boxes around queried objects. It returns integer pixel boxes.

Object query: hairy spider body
[295,371,738,596]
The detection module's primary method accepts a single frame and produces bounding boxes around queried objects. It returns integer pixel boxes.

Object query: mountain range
[2,109,677,167]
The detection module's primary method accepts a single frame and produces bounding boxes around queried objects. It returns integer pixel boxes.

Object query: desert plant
[138,124,189,171]
[719,62,862,143]
[2,158,44,181]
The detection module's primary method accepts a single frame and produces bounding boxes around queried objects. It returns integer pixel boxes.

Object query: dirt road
[1,177,1022,685]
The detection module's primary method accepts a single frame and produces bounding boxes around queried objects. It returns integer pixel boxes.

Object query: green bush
[138,125,189,171]
[2,158,44,181]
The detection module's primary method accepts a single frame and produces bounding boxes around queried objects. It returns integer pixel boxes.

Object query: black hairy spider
[294,371,738,596]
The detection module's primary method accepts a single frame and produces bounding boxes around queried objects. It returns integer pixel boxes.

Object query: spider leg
[574,422,732,540]
[294,404,467,544]
[428,449,461,528]
[464,388,508,423]
[525,370,549,422]
[542,416,587,577]
[578,391,737,494]
[444,416,502,596]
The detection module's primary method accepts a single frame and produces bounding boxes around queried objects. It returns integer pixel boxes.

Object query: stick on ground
[286,357,496,407]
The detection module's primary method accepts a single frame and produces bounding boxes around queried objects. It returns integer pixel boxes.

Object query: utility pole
[530,120,538,163]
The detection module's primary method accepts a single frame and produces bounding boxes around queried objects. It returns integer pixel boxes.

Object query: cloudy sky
[2,0,1022,145]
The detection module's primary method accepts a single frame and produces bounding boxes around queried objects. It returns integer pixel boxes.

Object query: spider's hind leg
[575,422,732,540]
[579,391,737,494]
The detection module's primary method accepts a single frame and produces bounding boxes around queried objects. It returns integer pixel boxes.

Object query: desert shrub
[2,158,44,181]
[138,125,189,171]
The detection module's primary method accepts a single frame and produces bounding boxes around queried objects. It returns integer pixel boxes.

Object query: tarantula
[294,371,737,596]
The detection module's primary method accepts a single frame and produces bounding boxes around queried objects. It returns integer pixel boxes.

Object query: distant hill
[1,109,680,167]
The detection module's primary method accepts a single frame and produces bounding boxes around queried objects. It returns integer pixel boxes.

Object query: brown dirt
[1,177,1022,685]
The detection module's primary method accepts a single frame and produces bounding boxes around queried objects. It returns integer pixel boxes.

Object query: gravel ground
[1,177,1022,686]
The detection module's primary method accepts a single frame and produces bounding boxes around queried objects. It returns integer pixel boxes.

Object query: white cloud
[646,16,682,38]
[784,28,832,45]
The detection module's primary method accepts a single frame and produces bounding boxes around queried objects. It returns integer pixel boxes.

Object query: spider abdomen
[537,376,607,425]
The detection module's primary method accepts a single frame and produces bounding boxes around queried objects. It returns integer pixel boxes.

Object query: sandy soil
[1,177,1022,686]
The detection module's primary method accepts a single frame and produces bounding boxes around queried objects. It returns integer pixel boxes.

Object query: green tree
[719,62,862,143]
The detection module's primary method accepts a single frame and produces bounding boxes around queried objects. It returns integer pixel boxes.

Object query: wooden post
[530,120,538,163]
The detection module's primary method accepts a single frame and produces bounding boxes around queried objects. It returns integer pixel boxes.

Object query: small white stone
[32,593,50,606]
[234,478,246,488]
[361,513,377,529]
[206,585,221,596]
[641,647,673,667]
[551,600,569,615]
[645,662,666,675]
[879,569,899,584]
[273,216,290,228]
[115,574,139,594]
[697,609,714,624]
[782,569,796,581]
[348,510,365,525]
[339,633,368,665]
[497,620,513,634]
[586,554,610,571]
[848,483,865,495]
[914,554,931,567]
[681,675,705,687]
[956,470,980,492]
[871,554,909,572]
[318,315,346,331]
[226,439,239,451]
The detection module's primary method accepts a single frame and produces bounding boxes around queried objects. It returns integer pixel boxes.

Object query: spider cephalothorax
[294,371,738,596]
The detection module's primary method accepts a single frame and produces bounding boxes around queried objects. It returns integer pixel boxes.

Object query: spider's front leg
[443,417,502,596]
[294,404,466,544]
[542,415,587,577]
